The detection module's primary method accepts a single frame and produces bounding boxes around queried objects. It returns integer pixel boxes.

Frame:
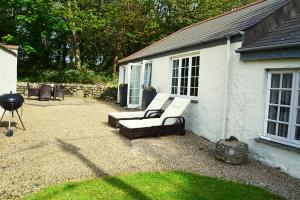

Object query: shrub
[80,70,96,84]
[40,70,60,82]
[18,69,118,85]
[64,69,81,83]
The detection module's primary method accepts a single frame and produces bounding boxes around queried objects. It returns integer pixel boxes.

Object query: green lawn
[26,171,284,200]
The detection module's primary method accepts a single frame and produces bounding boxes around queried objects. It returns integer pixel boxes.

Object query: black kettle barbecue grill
[0,91,25,136]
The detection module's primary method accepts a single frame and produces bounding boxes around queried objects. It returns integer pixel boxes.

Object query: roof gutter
[236,42,300,53]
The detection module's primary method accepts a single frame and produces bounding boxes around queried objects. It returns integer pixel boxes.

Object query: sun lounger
[108,93,170,128]
[118,97,191,139]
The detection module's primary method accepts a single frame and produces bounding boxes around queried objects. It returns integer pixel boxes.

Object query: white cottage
[118,0,300,179]
[0,44,18,115]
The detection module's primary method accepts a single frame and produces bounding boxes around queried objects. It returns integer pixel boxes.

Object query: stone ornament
[214,137,248,165]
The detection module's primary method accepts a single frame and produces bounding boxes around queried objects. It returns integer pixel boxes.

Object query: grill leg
[0,110,6,128]
[9,111,11,130]
[5,111,14,137]
[16,110,25,130]
[0,110,6,122]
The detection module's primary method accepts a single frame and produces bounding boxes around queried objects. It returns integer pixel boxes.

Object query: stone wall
[17,82,117,101]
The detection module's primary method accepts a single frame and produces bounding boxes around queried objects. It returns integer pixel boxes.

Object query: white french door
[127,61,152,108]
[127,63,142,108]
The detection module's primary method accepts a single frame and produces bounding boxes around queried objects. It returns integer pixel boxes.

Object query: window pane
[278,124,288,138]
[185,67,188,75]
[279,107,289,122]
[296,109,300,124]
[192,57,196,66]
[282,74,293,88]
[298,92,300,106]
[295,127,300,141]
[280,91,291,105]
[271,74,280,88]
[171,87,176,94]
[190,88,195,96]
[192,67,196,76]
[191,78,195,87]
[270,90,279,104]
[267,122,276,135]
[268,106,278,120]
[196,67,199,76]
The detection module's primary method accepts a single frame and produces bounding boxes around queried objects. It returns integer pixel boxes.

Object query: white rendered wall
[118,42,300,179]
[226,42,300,179]
[150,45,228,142]
[0,48,17,115]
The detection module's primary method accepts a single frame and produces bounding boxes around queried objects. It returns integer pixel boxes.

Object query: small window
[171,55,200,97]
[264,71,300,147]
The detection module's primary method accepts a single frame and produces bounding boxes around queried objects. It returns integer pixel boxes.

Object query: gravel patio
[0,97,299,199]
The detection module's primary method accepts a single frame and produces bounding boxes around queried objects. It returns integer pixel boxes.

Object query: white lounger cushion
[145,93,170,110]
[160,97,191,119]
[109,93,169,119]
[109,111,145,119]
[119,97,191,128]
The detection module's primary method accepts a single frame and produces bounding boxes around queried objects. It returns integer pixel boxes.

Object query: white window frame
[263,70,300,148]
[170,55,200,99]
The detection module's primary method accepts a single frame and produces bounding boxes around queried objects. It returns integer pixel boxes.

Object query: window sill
[169,96,198,104]
[255,137,300,154]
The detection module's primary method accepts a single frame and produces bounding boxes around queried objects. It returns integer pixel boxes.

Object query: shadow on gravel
[55,138,150,200]
[2,142,47,158]
[0,121,17,129]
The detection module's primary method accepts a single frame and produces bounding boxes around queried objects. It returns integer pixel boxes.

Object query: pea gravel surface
[0,97,299,199]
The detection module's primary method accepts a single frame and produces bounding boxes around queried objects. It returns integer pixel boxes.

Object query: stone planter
[214,139,248,165]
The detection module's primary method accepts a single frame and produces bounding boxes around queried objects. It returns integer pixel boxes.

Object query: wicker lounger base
[119,124,185,140]
[108,115,119,128]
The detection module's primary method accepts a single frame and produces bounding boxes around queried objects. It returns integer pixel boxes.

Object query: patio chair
[27,83,39,99]
[118,97,191,139]
[39,84,52,101]
[108,93,170,128]
[53,85,65,100]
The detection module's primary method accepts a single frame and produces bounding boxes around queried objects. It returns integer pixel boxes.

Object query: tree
[0,0,254,79]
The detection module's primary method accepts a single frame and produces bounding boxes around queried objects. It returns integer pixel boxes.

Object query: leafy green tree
[0,0,254,81]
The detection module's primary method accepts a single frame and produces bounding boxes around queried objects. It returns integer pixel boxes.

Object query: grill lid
[0,91,24,111]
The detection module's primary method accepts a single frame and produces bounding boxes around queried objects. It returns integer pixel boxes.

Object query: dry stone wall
[17,82,117,101]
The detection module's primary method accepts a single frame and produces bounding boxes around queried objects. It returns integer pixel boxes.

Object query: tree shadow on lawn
[55,138,150,200]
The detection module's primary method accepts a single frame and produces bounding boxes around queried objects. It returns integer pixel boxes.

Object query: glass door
[127,63,142,108]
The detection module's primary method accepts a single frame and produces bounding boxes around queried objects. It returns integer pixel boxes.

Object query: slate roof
[119,0,290,64]
[237,13,300,52]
